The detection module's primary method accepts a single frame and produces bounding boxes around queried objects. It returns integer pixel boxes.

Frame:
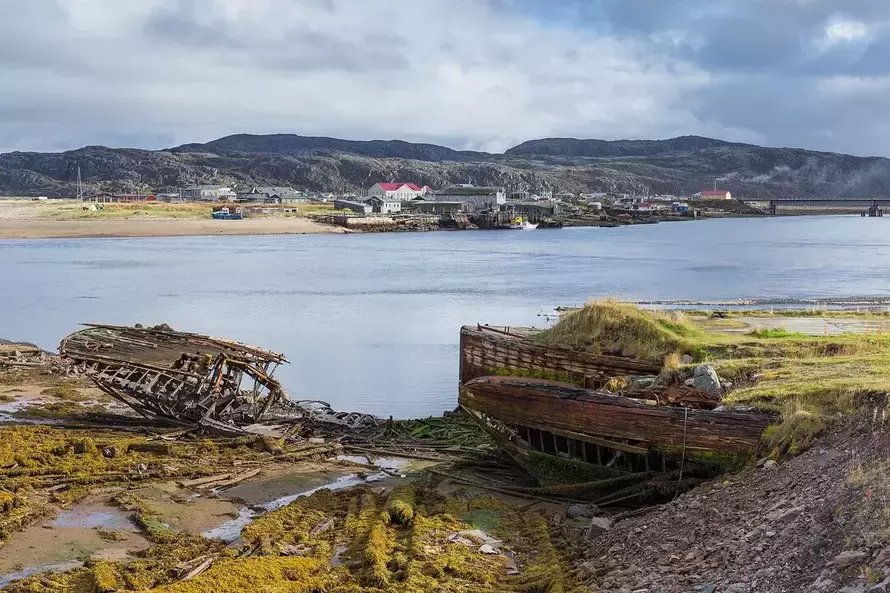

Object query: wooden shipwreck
[60,324,288,435]
[458,325,775,474]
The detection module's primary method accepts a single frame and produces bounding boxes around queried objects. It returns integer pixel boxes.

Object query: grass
[39,201,214,220]
[535,299,706,364]
[540,300,890,456]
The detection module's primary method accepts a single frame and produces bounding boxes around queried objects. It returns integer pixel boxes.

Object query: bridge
[741,198,890,216]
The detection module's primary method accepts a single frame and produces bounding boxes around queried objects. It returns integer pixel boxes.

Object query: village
[78,182,745,232]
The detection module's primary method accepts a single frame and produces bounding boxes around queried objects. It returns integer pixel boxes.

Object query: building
[512,201,561,217]
[366,182,428,201]
[696,190,732,200]
[408,200,475,214]
[87,193,157,203]
[366,196,402,214]
[237,186,305,204]
[333,199,372,214]
[432,185,506,209]
[182,185,236,201]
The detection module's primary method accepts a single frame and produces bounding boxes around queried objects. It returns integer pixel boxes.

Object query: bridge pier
[768,202,777,215]
[867,204,884,217]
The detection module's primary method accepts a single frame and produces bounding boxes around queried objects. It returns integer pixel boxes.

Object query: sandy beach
[0,200,343,239]
[0,217,343,239]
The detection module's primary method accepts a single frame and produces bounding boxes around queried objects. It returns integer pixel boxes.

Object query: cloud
[0,0,889,156]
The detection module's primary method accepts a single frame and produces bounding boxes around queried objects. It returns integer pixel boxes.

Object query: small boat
[508,216,537,230]
[212,207,243,220]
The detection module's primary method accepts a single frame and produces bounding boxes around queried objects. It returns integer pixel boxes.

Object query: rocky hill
[3,133,890,199]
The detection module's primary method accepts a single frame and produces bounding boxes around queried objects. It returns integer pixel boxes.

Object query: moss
[0,394,15,403]
[40,384,88,401]
[384,485,416,525]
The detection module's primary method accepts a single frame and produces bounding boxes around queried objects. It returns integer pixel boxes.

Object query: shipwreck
[458,324,775,475]
[59,323,289,435]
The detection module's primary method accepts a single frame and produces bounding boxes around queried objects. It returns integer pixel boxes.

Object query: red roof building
[366,182,427,200]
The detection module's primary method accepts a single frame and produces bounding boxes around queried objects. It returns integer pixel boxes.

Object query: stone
[692,364,723,396]
[630,376,657,390]
[775,506,804,521]
[684,378,696,387]
[763,460,778,469]
[870,577,890,592]
[721,381,734,390]
[478,544,499,554]
[699,586,717,593]
[680,354,694,364]
[586,516,614,536]
[755,458,768,468]
[724,585,748,593]
[566,504,591,519]
[832,550,868,569]
[876,546,890,566]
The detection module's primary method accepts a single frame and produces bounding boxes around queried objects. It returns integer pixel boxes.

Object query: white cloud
[822,17,870,46]
[0,0,713,152]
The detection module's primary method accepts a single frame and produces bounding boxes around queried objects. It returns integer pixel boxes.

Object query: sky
[1,0,889,156]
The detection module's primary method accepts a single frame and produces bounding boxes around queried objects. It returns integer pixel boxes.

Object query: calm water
[2,215,890,417]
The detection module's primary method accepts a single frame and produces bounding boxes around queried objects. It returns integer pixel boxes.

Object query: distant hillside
[2,134,890,200]
[171,133,487,162]
[505,135,753,158]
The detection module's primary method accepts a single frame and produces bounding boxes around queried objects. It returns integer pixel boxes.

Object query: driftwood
[460,376,774,455]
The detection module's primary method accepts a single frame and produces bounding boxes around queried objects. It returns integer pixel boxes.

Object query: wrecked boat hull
[459,376,774,457]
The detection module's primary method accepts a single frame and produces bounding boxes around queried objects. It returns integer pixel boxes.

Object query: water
[2,215,890,417]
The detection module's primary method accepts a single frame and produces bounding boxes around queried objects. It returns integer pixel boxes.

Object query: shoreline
[0,216,345,240]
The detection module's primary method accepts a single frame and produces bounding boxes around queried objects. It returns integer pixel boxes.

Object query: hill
[3,133,890,199]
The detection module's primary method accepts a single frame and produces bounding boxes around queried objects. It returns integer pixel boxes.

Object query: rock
[692,364,723,395]
[566,504,592,519]
[478,544,499,554]
[870,577,890,592]
[721,380,734,390]
[876,546,890,566]
[699,585,717,593]
[763,460,778,470]
[586,516,614,536]
[724,585,748,593]
[840,587,867,593]
[680,354,694,364]
[775,506,804,521]
[832,550,868,569]
[755,458,768,468]
[629,376,656,390]
[684,378,696,387]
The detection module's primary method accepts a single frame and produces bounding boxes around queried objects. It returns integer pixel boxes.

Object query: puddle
[0,502,149,587]
[203,472,384,542]
[51,506,136,531]
[0,562,82,588]
[335,455,411,471]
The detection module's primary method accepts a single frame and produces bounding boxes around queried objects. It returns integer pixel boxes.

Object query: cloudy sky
[2,0,889,155]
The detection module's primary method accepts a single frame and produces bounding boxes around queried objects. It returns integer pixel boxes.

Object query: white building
[366,182,428,201]
[432,185,506,209]
[182,185,236,201]
[333,199,372,214]
[366,196,402,214]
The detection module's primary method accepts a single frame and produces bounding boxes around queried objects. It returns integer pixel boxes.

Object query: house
[512,201,561,217]
[696,190,732,200]
[366,196,402,214]
[366,182,427,201]
[408,200,475,214]
[182,185,236,201]
[432,185,506,209]
[87,193,157,203]
[333,199,372,214]
[237,186,305,204]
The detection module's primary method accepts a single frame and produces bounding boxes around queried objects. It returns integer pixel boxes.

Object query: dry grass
[535,300,704,364]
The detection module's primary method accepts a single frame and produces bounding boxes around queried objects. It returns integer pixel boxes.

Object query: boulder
[566,504,591,519]
[692,364,723,396]
[586,516,613,537]
[833,550,868,569]
[763,460,778,470]
[680,354,694,364]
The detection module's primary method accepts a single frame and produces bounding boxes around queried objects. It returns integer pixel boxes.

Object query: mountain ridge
[2,133,890,200]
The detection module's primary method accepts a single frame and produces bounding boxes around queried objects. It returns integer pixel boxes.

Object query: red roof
[378,182,421,192]
[700,190,730,195]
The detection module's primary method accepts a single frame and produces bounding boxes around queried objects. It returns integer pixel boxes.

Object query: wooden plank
[460,376,774,454]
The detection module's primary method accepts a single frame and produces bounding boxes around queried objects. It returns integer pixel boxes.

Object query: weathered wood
[459,325,661,386]
[460,376,774,454]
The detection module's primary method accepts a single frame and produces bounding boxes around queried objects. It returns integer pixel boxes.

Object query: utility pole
[77,166,83,209]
